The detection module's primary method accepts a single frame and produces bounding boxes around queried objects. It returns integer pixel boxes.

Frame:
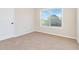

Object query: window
[40,8,62,27]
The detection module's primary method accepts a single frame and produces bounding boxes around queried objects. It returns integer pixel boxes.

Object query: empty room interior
[0,8,79,50]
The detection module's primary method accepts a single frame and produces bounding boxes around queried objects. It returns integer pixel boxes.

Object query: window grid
[40,8,62,27]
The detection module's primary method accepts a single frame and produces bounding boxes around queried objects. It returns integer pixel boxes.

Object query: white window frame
[40,8,63,28]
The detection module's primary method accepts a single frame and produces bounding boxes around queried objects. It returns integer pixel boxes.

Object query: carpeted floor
[0,32,78,50]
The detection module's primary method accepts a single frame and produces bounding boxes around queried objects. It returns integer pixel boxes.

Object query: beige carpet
[0,32,79,50]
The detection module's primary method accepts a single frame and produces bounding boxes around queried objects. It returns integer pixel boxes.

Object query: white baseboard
[0,35,15,41]
[14,31,34,38]
[0,31,34,41]
[0,30,76,41]
[35,30,76,39]
[52,33,76,39]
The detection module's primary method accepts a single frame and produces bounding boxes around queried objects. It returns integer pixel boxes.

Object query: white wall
[77,9,79,43]
[0,8,16,40]
[35,8,77,39]
[0,8,77,40]
[15,8,35,36]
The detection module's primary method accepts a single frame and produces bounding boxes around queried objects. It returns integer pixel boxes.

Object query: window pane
[40,9,49,26]
[50,8,62,27]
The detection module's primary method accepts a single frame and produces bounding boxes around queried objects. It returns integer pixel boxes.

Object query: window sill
[40,25,62,29]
